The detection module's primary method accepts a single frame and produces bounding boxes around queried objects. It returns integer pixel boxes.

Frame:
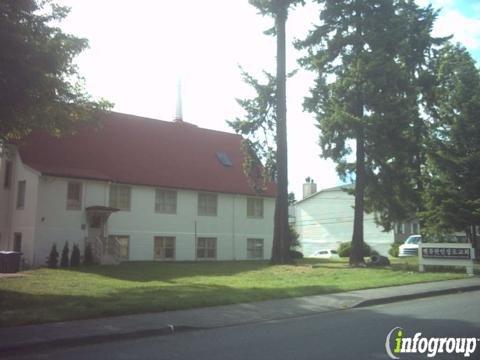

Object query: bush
[389,242,401,257]
[46,244,59,268]
[60,242,70,267]
[337,241,374,258]
[289,249,304,259]
[70,244,81,267]
[83,243,95,265]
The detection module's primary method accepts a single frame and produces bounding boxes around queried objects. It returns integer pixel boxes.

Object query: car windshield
[405,236,421,244]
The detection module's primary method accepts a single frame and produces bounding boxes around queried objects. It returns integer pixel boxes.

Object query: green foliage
[60,242,69,267]
[0,0,112,146]
[70,244,81,267]
[337,242,374,258]
[83,243,95,266]
[288,224,300,249]
[422,44,480,242]
[46,244,59,268]
[389,242,400,258]
[289,249,303,259]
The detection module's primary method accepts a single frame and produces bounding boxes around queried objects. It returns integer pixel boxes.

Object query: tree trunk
[271,2,291,264]
[350,125,366,266]
[350,0,366,267]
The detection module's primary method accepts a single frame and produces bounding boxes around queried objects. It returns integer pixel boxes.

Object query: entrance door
[13,233,22,252]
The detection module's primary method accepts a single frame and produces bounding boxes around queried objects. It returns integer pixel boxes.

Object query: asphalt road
[9,291,480,360]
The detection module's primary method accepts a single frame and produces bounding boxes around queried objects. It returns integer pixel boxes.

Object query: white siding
[295,188,393,256]
[0,150,40,266]
[31,177,274,266]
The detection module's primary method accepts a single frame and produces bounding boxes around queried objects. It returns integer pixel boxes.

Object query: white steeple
[174,78,183,122]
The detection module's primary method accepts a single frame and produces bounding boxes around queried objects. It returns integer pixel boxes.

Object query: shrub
[46,244,59,268]
[70,244,81,267]
[389,242,401,258]
[83,243,95,265]
[289,249,304,259]
[60,242,70,267]
[337,241,374,258]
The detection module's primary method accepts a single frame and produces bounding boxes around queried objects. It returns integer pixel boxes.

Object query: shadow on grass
[64,261,276,282]
[0,282,341,327]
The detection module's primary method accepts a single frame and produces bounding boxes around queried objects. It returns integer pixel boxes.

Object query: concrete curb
[353,284,480,308]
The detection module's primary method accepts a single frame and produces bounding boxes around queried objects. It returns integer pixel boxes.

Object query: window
[4,161,12,189]
[109,184,131,210]
[395,223,404,234]
[198,193,217,216]
[107,235,129,259]
[412,222,420,234]
[247,238,264,259]
[16,180,26,209]
[66,182,82,210]
[155,189,177,214]
[13,233,22,252]
[247,198,263,218]
[216,152,232,167]
[154,236,175,260]
[197,237,216,259]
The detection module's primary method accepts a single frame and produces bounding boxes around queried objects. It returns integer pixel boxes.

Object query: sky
[57,0,480,200]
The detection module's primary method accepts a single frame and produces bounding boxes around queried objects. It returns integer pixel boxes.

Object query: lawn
[0,258,468,327]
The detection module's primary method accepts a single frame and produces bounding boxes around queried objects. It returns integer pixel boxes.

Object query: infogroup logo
[385,327,479,359]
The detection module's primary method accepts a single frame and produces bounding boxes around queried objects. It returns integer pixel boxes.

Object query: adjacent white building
[294,182,393,256]
[0,112,275,267]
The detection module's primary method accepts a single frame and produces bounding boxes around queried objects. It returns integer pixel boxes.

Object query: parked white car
[310,249,340,259]
[398,235,421,257]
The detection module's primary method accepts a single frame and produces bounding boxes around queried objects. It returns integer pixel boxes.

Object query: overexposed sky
[57,0,480,199]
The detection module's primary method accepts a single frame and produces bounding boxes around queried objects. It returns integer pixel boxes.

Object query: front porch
[85,206,123,265]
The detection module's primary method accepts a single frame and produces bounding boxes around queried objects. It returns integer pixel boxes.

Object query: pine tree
[83,243,95,265]
[70,244,81,267]
[229,0,303,264]
[422,44,480,253]
[46,244,59,268]
[296,0,423,266]
[60,242,69,267]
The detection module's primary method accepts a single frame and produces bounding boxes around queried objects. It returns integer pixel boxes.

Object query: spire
[174,78,183,122]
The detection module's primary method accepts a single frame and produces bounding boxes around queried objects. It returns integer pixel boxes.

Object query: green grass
[0,258,468,327]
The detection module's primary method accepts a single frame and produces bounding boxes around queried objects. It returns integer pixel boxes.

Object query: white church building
[0,112,275,267]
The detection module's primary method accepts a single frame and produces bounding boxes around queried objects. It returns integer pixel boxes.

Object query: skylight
[216,152,233,167]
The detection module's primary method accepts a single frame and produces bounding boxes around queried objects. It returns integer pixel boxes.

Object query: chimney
[174,78,183,122]
[302,177,317,199]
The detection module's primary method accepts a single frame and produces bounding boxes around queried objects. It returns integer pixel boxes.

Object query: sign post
[419,243,475,276]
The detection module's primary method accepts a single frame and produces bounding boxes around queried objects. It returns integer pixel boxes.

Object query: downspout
[232,194,236,260]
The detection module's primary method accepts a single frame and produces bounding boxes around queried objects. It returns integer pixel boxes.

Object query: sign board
[419,243,475,275]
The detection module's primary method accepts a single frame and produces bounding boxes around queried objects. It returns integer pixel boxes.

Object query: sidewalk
[1,277,479,354]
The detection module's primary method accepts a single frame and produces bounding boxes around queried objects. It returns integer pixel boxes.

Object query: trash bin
[0,251,22,273]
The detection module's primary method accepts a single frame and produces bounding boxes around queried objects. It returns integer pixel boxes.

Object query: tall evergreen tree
[297,0,420,266]
[422,44,480,253]
[229,0,303,264]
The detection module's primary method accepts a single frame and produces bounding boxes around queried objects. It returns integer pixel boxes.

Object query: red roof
[17,112,276,197]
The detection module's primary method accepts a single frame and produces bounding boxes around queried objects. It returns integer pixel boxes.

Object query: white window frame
[155,189,177,214]
[109,184,131,211]
[196,237,217,260]
[16,180,26,209]
[247,197,264,218]
[66,182,82,210]
[247,238,264,259]
[198,193,217,216]
[154,236,175,260]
